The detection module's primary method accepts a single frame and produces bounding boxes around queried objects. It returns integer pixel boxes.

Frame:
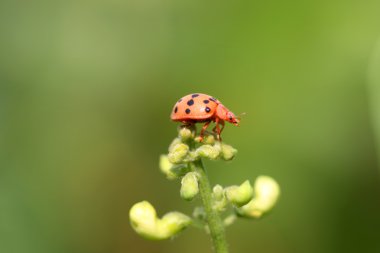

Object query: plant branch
[190,159,229,253]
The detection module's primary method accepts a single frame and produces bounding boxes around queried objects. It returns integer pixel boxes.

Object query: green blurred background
[1,0,380,253]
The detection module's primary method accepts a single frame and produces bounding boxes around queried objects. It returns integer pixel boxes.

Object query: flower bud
[237,176,280,218]
[159,212,192,236]
[196,144,221,160]
[220,143,237,161]
[159,155,177,180]
[129,201,191,240]
[178,127,194,141]
[212,184,228,211]
[168,143,189,164]
[168,138,182,153]
[180,172,199,201]
[129,201,161,240]
[225,180,253,207]
[184,151,198,162]
[159,155,189,180]
[212,184,224,201]
[203,135,216,145]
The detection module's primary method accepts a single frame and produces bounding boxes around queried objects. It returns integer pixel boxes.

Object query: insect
[171,93,240,141]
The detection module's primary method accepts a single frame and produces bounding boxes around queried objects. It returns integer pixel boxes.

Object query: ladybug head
[216,104,240,126]
[226,111,240,126]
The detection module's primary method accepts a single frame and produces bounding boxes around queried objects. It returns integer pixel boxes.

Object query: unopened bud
[159,155,177,180]
[159,212,192,236]
[225,180,253,207]
[168,138,182,152]
[220,143,237,160]
[179,127,194,141]
[184,151,198,162]
[212,185,224,201]
[129,201,160,240]
[180,172,199,201]
[168,143,189,164]
[129,201,191,240]
[212,184,228,211]
[196,144,221,160]
[237,176,280,218]
[203,135,216,145]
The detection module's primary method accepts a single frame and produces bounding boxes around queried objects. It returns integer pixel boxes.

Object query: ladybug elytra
[171,93,240,141]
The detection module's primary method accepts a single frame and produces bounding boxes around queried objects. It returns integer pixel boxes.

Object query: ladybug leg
[212,118,219,133]
[213,118,224,141]
[199,121,211,142]
[220,120,225,134]
[216,120,226,141]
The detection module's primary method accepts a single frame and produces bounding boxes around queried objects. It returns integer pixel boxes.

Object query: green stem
[191,159,229,253]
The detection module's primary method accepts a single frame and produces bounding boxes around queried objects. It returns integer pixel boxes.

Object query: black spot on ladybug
[229,116,232,120]
[209,97,216,102]
[185,108,191,114]
[203,100,209,104]
[174,106,178,113]
[178,98,182,102]
[187,99,194,106]
[205,107,211,113]
[192,94,199,98]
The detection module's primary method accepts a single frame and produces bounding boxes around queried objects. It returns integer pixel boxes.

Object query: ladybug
[171,93,240,141]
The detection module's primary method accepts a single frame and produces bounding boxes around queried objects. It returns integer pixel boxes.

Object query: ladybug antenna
[236,112,246,120]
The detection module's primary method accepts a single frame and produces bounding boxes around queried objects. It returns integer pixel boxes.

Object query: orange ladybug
[171,93,240,141]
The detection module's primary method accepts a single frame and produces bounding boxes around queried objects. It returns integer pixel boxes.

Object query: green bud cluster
[130,125,281,243]
[210,180,254,212]
[208,176,280,227]
[166,130,238,166]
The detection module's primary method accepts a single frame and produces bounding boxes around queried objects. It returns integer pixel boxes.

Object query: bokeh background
[1,1,380,253]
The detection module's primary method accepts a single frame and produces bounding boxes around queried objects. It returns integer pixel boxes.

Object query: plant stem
[191,159,229,253]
